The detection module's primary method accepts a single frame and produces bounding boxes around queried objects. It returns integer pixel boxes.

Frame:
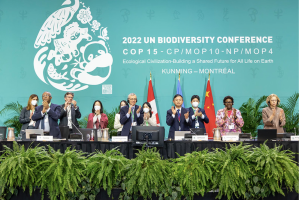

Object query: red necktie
[177,109,181,122]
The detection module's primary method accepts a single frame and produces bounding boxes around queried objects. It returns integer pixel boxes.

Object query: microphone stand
[66,104,84,140]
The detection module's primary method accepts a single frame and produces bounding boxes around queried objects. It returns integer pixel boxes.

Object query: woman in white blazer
[141,102,157,126]
[114,100,128,136]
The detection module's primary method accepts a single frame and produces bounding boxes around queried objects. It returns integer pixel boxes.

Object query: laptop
[190,128,205,135]
[25,129,44,139]
[257,129,277,141]
[226,132,240,137]
[174,131,190,140]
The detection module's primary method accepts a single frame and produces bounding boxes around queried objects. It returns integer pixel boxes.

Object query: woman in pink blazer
[87,100,108,129]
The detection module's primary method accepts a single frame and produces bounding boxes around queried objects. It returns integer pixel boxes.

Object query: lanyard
[131,107,134,121]
[45,103,51,115]
[192,107,198,120]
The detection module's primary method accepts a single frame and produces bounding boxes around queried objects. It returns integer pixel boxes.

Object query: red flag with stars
[204,79,216,139]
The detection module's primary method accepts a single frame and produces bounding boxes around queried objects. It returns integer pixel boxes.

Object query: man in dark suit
[120,93,144,138]
[166,94,191,139]
[32,91,62,138]
[188,95,209,132]
[59,92,81,133]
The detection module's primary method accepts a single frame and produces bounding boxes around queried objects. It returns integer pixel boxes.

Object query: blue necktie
[41,116,45,130]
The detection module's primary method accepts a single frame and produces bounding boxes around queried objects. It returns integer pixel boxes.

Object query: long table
[0,140,298,163]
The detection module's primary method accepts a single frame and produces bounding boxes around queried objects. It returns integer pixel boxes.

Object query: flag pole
[150,71,152,80]
[179,72,180,81]
[209,72,210,81]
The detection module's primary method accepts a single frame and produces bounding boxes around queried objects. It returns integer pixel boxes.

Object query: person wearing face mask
[166,94,191,139]
[120,93,144,138]
[215,96,244,136]
[59,92,81,133]
[262,94,285,133]
[188,95,209,131]
[87,100,108,129]
[141,102,157,126]
[32,91,62,138]
[114,100,128,136]
[19,94,39,139]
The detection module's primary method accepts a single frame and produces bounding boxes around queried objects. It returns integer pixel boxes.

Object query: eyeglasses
[42,95,51,97]
[129,98,137,101]
[225,101,232,104]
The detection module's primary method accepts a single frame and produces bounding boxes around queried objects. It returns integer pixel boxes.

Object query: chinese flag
[204,80,216,139]
[147,79,160,126]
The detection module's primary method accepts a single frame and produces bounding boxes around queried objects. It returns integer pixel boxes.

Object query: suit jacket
[87,113,108,129]
[188,107,209,131]
[19,107,32,134]
[59,104,81,128]
[166,107,191,139]
[32,103,62,138]
[120,105,144,136]
[262,107,286,133]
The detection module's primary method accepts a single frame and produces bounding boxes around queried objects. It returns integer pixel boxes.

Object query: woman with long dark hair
[87,100,108,129]
[114,100,128,136]
[141,102,157,126]
[19,94,39,138]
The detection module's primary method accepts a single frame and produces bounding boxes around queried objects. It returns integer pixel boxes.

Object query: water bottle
[90,130,94,141]
[86,133,90,141]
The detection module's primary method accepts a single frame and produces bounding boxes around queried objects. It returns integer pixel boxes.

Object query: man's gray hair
[44,91,52,97]
[128,93,136,98]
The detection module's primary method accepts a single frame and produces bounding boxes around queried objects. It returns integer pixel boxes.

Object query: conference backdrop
[0,0,298,136]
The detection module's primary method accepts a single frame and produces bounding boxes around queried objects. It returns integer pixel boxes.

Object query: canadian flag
[147,79,160,126]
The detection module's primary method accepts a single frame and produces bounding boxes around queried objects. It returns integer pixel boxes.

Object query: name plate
[222,135,239,141]
[192,135,208,141]
[37,136,53,141]
[111,136,128,142]
[291,136,299,141]
[174,136,184,141]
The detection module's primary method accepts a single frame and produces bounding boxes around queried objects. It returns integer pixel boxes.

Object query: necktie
[41,117,45,130]
[177,109,180,122]
[131,107,135,122]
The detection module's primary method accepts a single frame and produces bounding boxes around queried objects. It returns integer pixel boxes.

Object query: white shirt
[172,107,189,123]
[126,107,141,119]
[114,114,123,131]
[66,105,72,129]
[39,108,50,132]
[93,114,101,129]
[191,107,205,120]
[63,105,78,129]
[28,110,36,126]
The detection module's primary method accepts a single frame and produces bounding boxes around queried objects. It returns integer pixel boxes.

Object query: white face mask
[192,102,199,108]
[31,100,37,106]
[94,106,101,111]
[143,108,149,113]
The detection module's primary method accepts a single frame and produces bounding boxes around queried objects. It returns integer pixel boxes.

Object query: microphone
[189,129,196,135]
[68,118,84,138]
